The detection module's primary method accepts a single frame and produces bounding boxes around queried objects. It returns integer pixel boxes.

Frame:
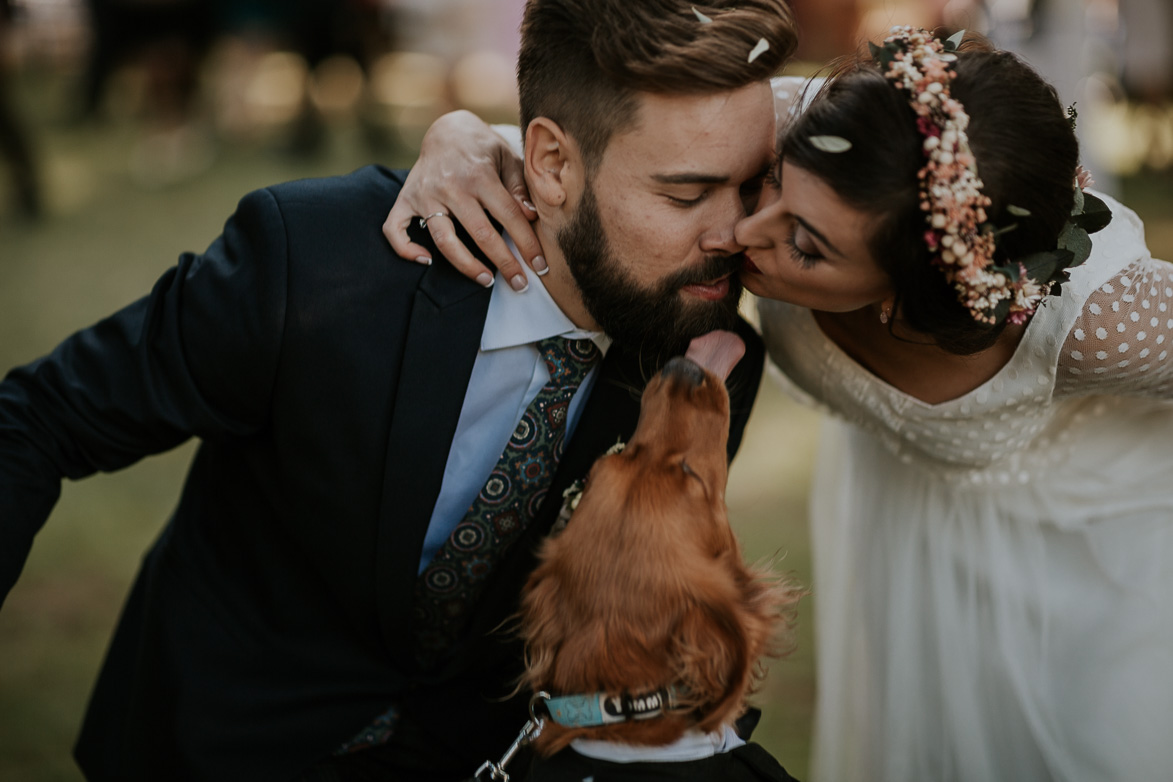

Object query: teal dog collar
[542,686,684,728]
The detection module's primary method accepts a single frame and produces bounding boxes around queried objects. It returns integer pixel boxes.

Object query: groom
[0,1,794,780]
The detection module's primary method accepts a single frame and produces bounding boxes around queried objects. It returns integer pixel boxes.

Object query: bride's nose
[735,208,767,249]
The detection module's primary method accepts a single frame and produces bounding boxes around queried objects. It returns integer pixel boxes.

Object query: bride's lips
[743,257,763,275]
[682,273,732,301]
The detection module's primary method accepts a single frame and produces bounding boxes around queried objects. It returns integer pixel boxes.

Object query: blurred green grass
[1,64,1171,781]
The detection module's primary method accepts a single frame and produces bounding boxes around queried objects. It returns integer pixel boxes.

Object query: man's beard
[557,183,744,362]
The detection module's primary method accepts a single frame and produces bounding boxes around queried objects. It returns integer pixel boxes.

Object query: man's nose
[699,193,748,255]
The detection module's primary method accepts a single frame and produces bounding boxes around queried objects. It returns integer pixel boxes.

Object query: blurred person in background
[1119,0,1172,104]
[944,0,1173,189]
[0,0,794,779]
[208,0,386,155]
[74,0,388,183]
[0,0,40,217]
[394,24,1173,782]
[79,0,212,123]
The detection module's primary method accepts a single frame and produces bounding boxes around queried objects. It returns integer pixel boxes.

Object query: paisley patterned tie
[413,336,600,657]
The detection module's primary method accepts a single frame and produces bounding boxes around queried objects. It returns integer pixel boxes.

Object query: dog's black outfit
[525,742,800,781]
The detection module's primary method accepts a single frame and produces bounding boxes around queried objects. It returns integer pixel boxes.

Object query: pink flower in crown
[924,229,940,250]
[916,116,941,137]
[924,59,950,79]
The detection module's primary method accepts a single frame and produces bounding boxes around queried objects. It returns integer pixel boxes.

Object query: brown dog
[518,332,799,757]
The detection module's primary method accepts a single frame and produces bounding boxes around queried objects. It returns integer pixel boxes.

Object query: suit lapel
[375,263,490,665]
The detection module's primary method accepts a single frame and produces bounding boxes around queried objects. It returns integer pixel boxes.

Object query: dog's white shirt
[569,724,745,763]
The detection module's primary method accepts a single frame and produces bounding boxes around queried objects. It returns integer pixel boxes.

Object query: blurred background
[0,0,1168,779]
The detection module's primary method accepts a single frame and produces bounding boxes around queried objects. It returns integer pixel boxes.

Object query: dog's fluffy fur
[520,356,802,755]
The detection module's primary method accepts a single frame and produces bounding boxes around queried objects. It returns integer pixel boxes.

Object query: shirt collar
[570,724,746,763]
[481,235,611,355]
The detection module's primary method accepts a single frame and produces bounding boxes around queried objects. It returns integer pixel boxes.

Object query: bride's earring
[879,306,890,325]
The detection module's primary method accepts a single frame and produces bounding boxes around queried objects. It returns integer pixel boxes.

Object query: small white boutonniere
[550,439,626,535]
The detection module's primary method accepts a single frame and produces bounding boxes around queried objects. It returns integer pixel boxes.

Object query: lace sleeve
[1056,256,1173,398]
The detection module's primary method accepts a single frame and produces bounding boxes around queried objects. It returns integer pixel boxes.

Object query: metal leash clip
[471,692,550,781]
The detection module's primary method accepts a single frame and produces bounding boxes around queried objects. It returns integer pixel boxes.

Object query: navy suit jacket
[0,165,765,781]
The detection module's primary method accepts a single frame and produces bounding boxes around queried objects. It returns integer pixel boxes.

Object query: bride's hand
[383,110,543,291]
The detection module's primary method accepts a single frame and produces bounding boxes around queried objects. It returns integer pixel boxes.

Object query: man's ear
[524,117,582,215]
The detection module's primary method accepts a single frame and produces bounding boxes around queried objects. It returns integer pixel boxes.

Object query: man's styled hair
[517,0,797,171]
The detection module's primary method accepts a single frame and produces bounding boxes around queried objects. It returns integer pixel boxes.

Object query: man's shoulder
[262,164,408,205]
[215,165,403,254]
[243,165,407,235]
[223,165,489,306]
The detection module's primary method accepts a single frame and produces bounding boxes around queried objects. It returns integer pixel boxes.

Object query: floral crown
[862,26,1111,326]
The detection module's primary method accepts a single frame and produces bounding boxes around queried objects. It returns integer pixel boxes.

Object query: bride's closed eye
[786,224,822,268]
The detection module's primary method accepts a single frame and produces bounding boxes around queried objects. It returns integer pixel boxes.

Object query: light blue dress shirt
[417,243,609,572]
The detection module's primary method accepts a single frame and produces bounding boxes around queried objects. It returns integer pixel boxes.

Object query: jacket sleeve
[0,186,289,605]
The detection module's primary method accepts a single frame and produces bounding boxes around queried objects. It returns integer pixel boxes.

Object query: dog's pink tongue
[685,330,746,382]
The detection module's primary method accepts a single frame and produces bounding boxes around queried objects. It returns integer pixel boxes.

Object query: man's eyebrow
[795,215,842,257]
[650,172,730,185]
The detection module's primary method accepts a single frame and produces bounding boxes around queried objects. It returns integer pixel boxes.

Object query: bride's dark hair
[782,33,1079,354]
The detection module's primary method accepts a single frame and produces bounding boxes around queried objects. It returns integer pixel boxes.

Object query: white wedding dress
[757,194,1173,781]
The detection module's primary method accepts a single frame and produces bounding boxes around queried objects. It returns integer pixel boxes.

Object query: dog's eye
[680,460,708,495]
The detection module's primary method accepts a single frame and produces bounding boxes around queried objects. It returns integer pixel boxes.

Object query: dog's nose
[662,356,706,387]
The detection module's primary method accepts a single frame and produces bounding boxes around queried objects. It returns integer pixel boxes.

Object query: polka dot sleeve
[1056,256,1173,398]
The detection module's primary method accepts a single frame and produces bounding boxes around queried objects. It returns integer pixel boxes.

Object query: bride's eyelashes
[786,226,822,268]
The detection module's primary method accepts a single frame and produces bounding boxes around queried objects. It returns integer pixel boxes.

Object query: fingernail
[532,255,549,275]
[476,272,495,288]
[522,199,536,212]
[510,274,529,292]
[414,255,432,265]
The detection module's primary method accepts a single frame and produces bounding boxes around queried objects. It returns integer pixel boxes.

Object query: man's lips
[682,272,732,301]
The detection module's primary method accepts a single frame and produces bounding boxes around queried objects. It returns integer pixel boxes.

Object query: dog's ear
[519,565,567,692]
[673,585,754,733]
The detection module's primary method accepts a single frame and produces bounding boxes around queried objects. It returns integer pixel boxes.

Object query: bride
[384,28,1173,781]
